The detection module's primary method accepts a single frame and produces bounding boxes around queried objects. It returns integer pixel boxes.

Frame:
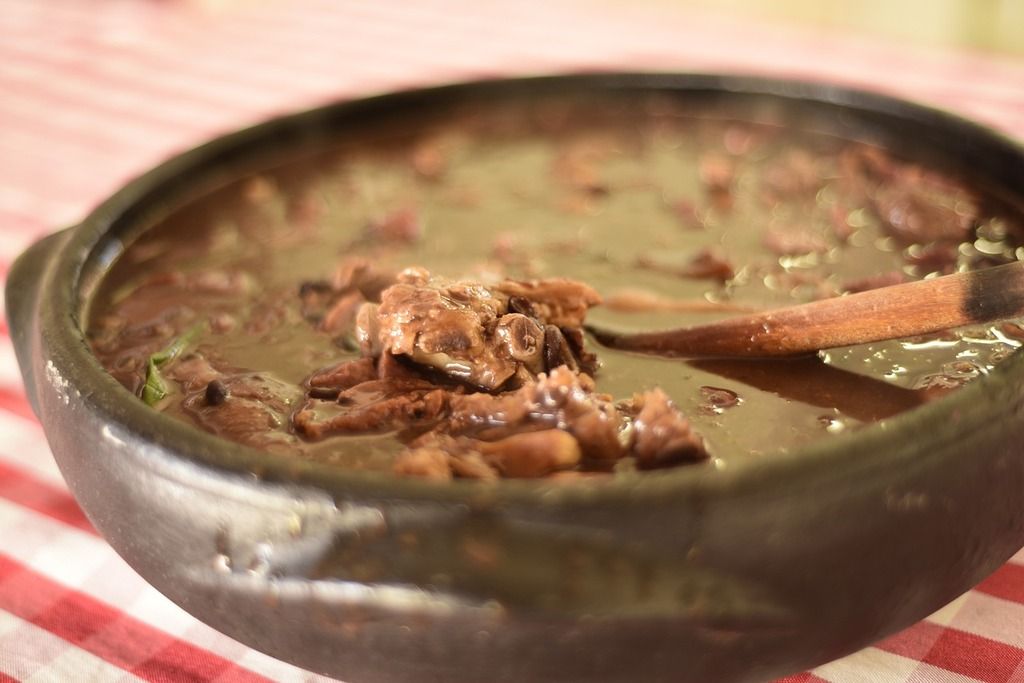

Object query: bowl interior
[62,73,1024,503]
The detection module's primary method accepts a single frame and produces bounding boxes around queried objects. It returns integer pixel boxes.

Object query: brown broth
[86,92,1024,473]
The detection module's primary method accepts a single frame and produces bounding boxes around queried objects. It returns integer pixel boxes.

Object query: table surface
[2,1,1024,681]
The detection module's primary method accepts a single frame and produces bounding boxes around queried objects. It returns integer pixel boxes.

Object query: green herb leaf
[141,357,168,406]
[140,323,205,407]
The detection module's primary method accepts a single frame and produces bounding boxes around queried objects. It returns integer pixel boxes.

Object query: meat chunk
[298,258,397,338]
[386,367,707,479]
[699,152,735,195]
[543,325,578,373]
[492,278,601,328]
[626,388,706,468]
[297,355,707,477]
[293,380,450,439]
[376,275,515,389]
[167,355,222,392]
[293,267,706,479]
[320,291,367,336]
[181,371,303,450]
[444,366,625,460]
[372,270,600,390]
[553,144,610,197]
[244,290,296,335]
[558,326,599,375]
[331,258,397,301]
[307,356,379,391]
[495,314,546,373]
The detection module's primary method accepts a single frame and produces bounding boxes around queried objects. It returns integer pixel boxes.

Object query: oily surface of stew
[87,92,1024,479]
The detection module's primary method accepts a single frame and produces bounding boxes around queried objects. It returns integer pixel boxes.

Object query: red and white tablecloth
[2,1,1024,680]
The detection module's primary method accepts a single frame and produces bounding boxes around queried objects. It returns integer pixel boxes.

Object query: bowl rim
[40,70,1024,506]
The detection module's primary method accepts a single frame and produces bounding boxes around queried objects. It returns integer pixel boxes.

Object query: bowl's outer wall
[7,74,1024,683]
[6,228,70,417]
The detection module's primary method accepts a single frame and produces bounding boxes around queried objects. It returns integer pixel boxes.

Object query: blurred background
[677,0,1024,55]
[1,1,1024,681]
[3,0,1023,265]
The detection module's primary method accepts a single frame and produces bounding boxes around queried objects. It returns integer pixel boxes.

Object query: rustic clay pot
[8,74,1024,683]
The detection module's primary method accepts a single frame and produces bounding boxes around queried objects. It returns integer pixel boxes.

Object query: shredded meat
[91,307,200,393]
[292,266,706,479]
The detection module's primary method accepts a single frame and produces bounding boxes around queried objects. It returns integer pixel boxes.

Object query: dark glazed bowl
[8,74,1024,683]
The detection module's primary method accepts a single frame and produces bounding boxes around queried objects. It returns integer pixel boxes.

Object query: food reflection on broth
[86,92,1024,479]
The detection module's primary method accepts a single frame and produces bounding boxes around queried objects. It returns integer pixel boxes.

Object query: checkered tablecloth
[2,1,1024,680]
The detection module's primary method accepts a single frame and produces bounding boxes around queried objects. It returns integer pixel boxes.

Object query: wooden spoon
[587,260,1024,358]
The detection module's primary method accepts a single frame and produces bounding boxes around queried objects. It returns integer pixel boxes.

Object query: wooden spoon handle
[589,261,1024,358]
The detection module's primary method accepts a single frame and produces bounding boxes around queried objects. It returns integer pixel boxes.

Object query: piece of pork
[372,269,599,390]
[624,388,707,469]
[178,367,303,450]
[293,379,451,440]
[435,366,625,460]
[298,258,397,337]
[492,278,601,328]
[390,367,707,479]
